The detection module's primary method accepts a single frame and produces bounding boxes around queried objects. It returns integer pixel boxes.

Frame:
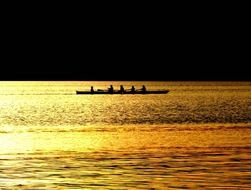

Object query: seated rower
[90,86,94,93]
[108,85,114,93]
[119,85,125,93]
[130,85,135,93]
[141,85,146,92]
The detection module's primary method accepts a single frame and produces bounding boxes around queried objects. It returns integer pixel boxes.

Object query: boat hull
[76,90,169,95]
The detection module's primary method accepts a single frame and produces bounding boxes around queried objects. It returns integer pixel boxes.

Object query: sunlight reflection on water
[1,125,251,189]
[0,81,251,189]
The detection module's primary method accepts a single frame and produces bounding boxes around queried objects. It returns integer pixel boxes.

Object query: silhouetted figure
[141,85,146,92]
[119,85,125,93]
[108,85,114,93]
[90,86,94,93]
[130,85,135,93]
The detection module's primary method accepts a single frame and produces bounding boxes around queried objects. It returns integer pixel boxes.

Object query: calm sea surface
[0,81,251,189]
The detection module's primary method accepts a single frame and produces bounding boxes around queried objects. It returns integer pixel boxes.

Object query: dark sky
[3,38,249,81]
[1,6,249,81]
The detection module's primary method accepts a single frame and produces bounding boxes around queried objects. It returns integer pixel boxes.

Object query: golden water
[0,81,251,189]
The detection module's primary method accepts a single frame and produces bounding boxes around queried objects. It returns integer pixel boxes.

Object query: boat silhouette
[76,89,169,95]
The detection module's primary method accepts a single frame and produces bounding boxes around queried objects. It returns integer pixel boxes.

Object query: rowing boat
[76,90,169,95]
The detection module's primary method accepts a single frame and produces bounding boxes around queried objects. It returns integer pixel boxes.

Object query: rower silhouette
[90,86,94,93]
[119,85,125,93]
[141,85,146,92]
[108,85,114,93]
[130,85,135,93]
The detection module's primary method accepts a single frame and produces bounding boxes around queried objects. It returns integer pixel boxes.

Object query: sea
[0,81,251,189]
